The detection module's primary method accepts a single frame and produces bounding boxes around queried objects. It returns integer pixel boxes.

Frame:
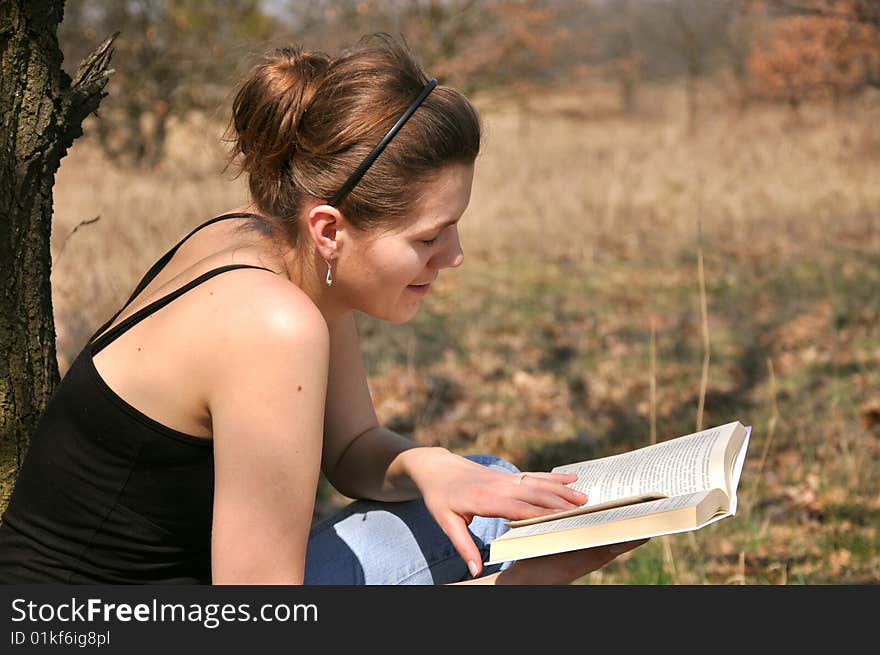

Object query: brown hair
[226,33,482,248]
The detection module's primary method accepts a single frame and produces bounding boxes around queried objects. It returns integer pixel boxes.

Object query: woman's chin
[388,307,420,324]
[356,292,425,324]
[381,301,422,324]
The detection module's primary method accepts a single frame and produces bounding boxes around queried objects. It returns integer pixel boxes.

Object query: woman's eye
[420,235,440,245]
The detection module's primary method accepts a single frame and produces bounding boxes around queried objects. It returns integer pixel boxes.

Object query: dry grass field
[50,82,880,584]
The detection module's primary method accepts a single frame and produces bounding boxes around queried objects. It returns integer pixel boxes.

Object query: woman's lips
[407,283,431,296]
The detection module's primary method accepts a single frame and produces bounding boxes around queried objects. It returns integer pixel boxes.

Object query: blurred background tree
[54,0,880,166]
[59,0,278,168]
[749,0,880,112]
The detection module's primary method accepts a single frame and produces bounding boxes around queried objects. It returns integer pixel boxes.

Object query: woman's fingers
[519,472,579,483]
[512,472,588,508]
[516,485,583,511]
[436,513,484,579]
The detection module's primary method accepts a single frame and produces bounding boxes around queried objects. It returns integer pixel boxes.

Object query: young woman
[0,33,646,585]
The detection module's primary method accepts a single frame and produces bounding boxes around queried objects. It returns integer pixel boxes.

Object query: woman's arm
[319,313,590,577]
[320,312,426,501]
[320,315,580,509]
[207,280,330,584]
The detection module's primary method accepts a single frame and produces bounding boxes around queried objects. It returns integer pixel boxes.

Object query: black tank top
[0,213,276,584]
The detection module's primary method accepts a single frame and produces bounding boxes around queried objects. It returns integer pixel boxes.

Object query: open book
[486,421,751,565]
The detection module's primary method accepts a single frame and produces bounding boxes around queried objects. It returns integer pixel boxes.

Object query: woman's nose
[437,229,464,269]
[445,226,464,268]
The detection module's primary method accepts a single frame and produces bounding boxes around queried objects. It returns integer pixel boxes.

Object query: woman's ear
[306,204,343,260]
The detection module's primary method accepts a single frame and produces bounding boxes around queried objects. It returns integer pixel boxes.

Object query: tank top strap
[88,212,263,344]
[89,264,276,356]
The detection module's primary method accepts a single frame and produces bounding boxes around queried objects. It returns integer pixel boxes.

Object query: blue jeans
[303,454,517,584]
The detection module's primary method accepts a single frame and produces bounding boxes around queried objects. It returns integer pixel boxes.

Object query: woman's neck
[229,203,350,323]
[277,244,350,323]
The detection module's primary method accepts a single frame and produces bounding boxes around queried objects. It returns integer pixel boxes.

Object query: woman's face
[337,162,474,323]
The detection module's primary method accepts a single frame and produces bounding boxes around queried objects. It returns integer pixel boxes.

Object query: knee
[464,453,520,475]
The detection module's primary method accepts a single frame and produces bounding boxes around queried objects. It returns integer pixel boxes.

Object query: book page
[501,492,712,539]
[726,425,751,514]
[551,423,737,505]
[506,491,667,528]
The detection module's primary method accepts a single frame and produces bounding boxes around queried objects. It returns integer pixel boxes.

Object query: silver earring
[325,259,333,287]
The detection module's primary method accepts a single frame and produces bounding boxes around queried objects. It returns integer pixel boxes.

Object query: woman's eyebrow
[423,216,461,233]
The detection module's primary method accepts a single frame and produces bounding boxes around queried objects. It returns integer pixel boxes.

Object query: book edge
[487,489,731,565]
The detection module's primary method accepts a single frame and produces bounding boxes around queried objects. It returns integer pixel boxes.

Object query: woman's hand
[495,539,650,585]
[402,447,589,577]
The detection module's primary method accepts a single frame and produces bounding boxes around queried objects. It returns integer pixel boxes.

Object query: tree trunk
[0,1,116,514]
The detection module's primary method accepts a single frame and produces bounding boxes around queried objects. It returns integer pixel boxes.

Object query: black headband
[329,78,438,207]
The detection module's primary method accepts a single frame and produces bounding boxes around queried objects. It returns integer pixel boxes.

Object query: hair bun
[230,46,331,190]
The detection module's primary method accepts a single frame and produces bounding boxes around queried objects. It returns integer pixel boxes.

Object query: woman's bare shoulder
[209,269,326,342]
[187,269,330,404]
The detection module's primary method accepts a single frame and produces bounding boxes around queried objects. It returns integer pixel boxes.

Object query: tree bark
[0,1,116,514]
